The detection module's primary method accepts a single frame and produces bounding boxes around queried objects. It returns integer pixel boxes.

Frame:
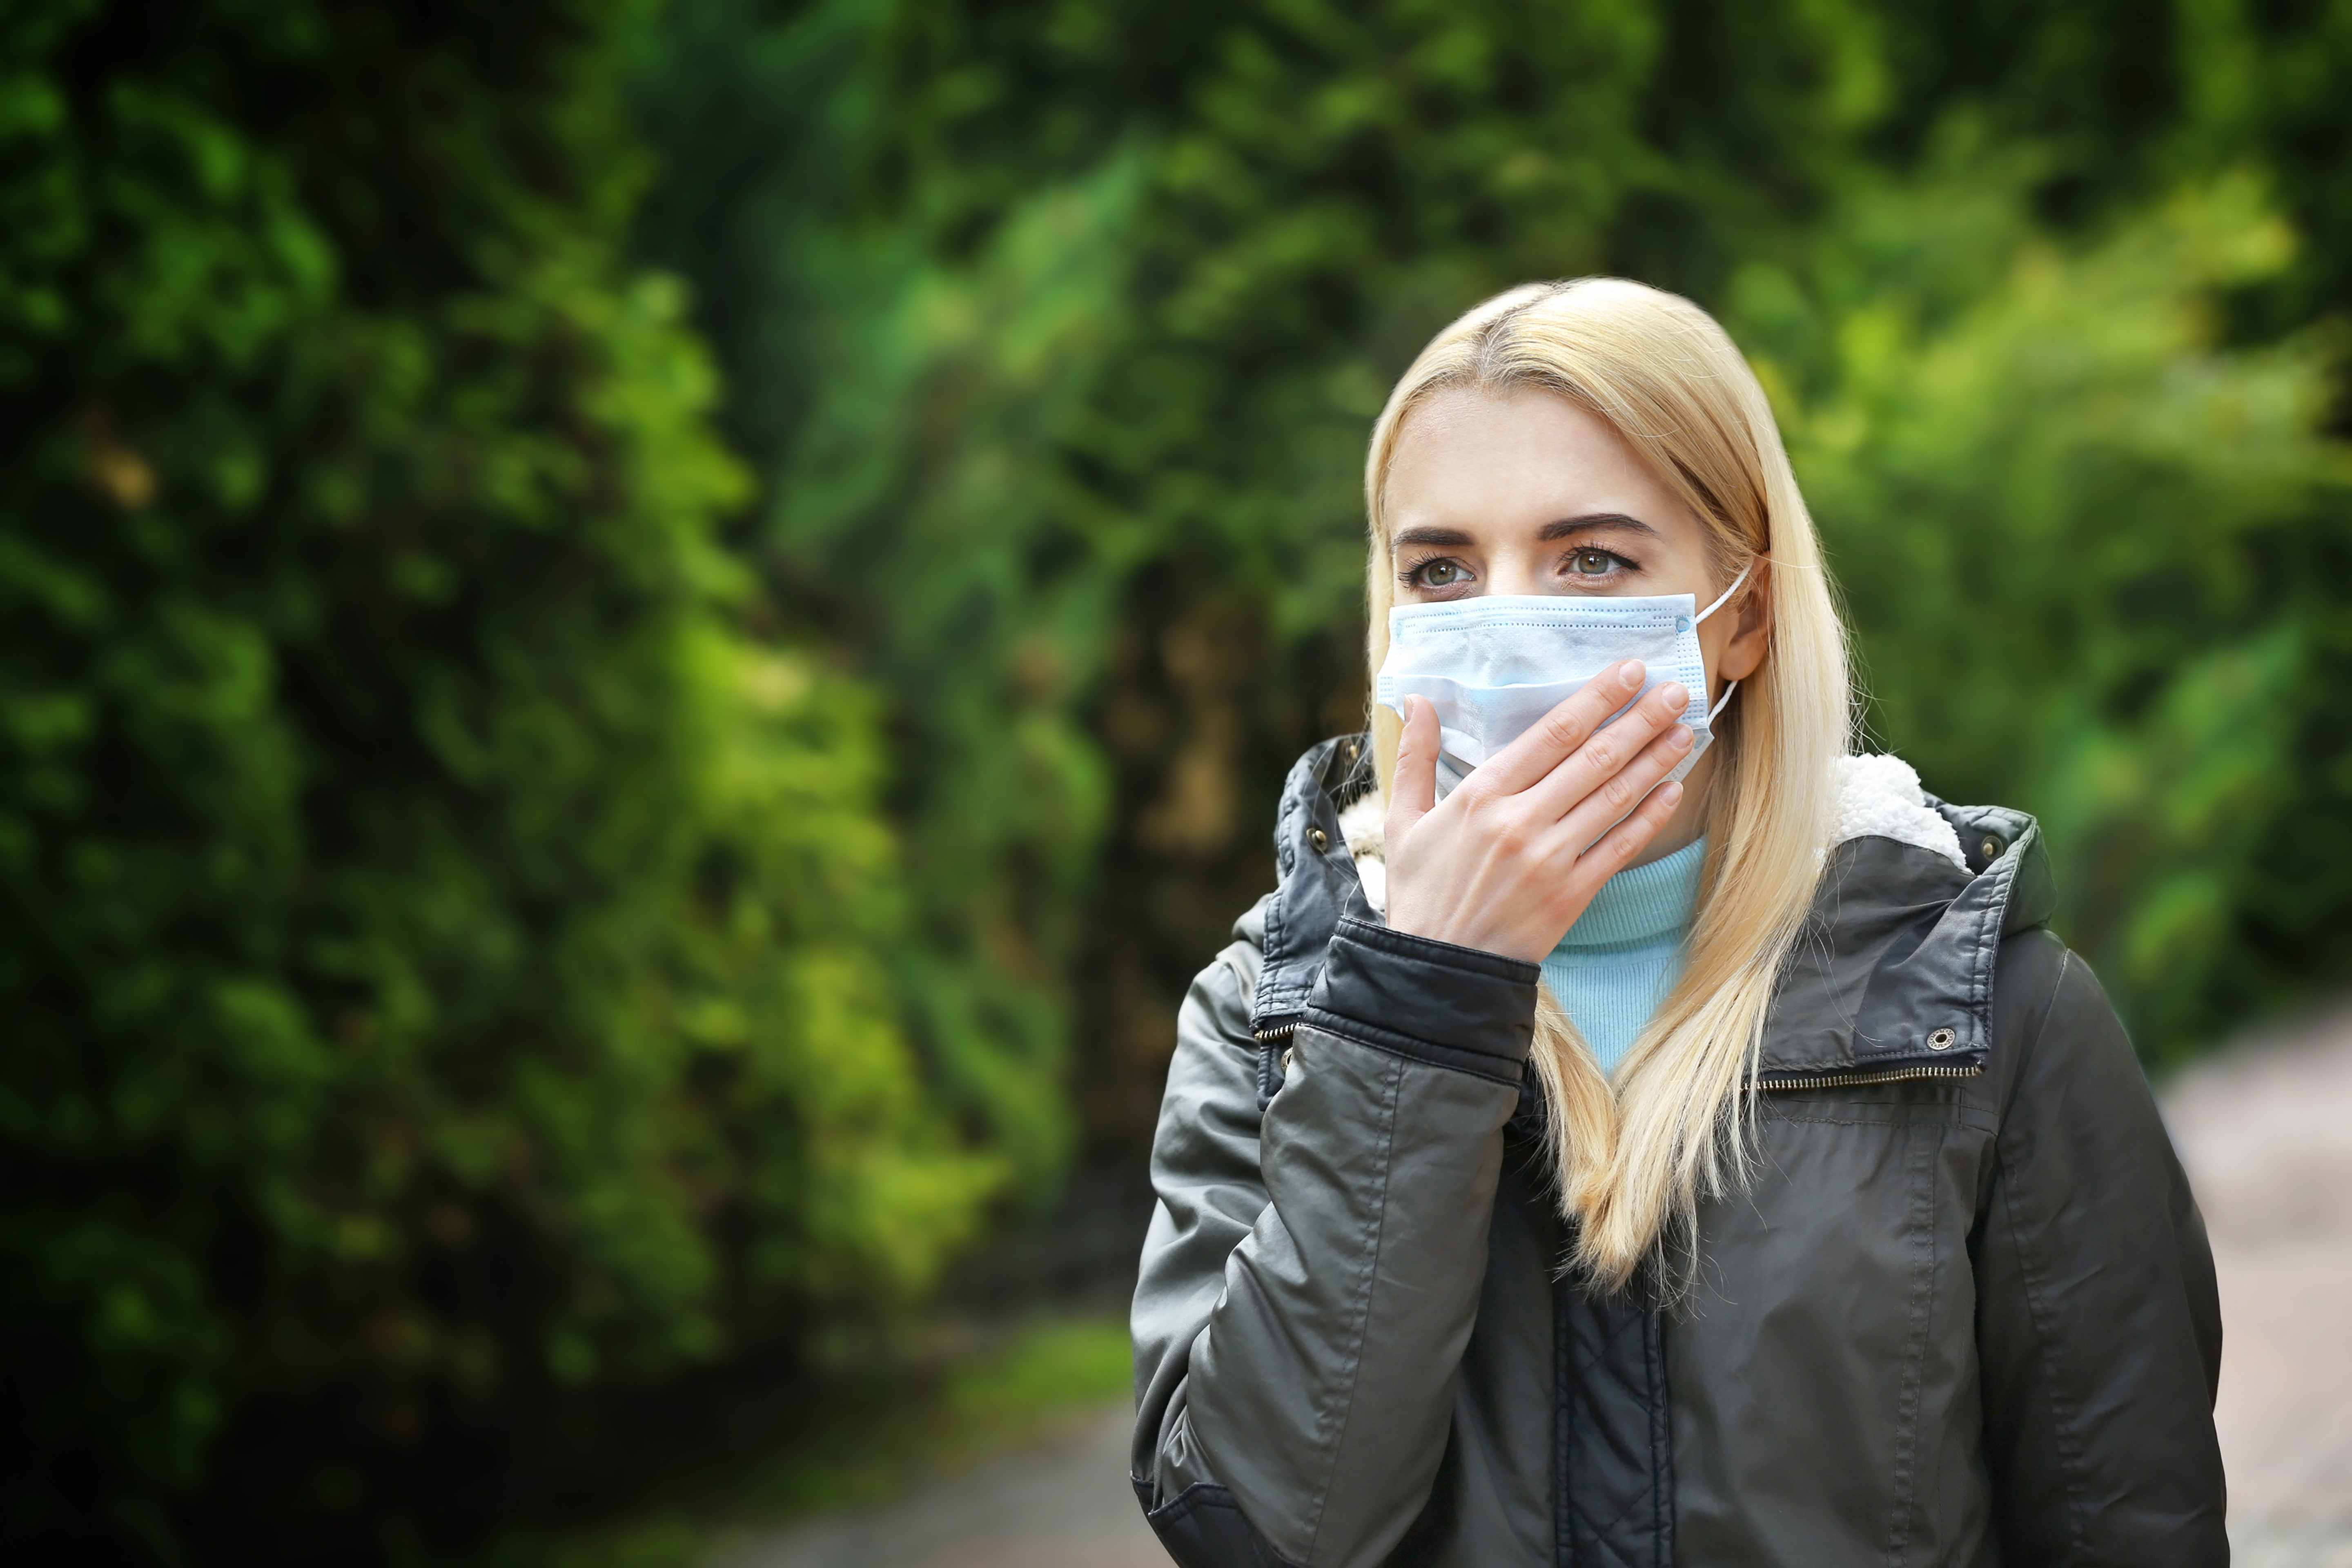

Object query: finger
[1561,778,1685,901]
[1472,658,1649,797]
[1548,711,1695,850]
[1387,695,1439,836]
[1524,677,1690,824]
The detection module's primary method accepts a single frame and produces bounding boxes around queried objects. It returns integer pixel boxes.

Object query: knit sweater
[1539,837,1706,1075]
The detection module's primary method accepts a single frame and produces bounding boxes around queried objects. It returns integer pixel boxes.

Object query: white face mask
[1374,566,1748,798]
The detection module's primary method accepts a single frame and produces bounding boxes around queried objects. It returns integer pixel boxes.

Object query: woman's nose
[1486,554,1552,596]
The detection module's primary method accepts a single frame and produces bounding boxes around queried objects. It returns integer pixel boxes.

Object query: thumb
[1388,695,1439,837]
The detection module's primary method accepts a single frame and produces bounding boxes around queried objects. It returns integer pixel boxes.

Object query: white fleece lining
[1332,750,1965,917]
[1830,753,1967,867]
[1337,791,1389,913]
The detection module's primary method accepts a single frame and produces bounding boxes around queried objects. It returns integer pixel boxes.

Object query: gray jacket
[1130,736,2226,1567]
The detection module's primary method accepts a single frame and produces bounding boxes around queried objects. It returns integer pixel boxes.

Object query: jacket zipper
[1756,1062,1984,1091]
[1256,1025,1980,1087]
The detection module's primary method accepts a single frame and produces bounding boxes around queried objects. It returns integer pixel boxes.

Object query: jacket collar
[1250,734,1380,1041]
[1248,735,2054,1088]
[1755,801,2050,1085]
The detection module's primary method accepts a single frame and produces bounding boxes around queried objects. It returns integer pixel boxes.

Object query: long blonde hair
[1364,278,1852,1290]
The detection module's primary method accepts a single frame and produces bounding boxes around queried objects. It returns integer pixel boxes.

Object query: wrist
[1306,916,1542,1076]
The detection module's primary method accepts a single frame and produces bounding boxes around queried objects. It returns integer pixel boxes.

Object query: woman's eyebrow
[1537,512,1664,541]
[1389,525,1478,551]
[1389,514,1662,552]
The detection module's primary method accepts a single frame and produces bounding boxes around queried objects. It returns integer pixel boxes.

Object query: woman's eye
[1568,548,1623,576]
[1414,559,1466,588]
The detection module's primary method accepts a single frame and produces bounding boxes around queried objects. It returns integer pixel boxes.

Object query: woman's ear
[1715,560,1771,684]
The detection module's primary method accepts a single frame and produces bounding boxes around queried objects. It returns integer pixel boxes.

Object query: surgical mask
[1374,566,1749,798]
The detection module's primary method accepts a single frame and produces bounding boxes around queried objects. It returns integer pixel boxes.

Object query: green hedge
[634,0,1897,1161]
[0,2,999,1558]
[640,0,2352,1147]
[1743,163,2352,1061]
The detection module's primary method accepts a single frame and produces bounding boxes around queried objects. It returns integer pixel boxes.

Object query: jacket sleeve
[1973,931,2228,1565]
[1130,914,1539,1568]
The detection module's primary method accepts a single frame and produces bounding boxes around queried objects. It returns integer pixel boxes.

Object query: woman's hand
[1383,660,1692,963]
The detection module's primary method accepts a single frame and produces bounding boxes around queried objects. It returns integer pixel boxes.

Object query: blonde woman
[1129,280,2225,1566]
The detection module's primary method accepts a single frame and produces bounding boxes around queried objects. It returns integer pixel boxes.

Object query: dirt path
[725,1016,2352,1568]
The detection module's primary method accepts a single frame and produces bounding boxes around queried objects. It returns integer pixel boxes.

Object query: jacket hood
[1245,735,2055,1093]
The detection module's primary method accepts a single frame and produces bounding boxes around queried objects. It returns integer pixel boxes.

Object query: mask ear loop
[1694,558,1760,722]
[1694,561,1754,626]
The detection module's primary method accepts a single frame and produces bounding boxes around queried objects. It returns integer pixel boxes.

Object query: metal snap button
[1928,1027,1956,1051]
[1979,835,2002,860]
[1309,827,1330,852]
[1281,1048,1295,1076]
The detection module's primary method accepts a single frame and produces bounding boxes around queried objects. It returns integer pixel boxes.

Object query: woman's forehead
[1384,386,1694,543]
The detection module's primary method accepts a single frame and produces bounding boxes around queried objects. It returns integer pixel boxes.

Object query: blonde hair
[1363,278,1852,1290]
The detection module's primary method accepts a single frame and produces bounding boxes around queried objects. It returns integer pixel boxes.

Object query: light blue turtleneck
[1539,836,1707,1075]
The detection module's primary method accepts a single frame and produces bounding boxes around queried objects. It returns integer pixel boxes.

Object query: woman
[1129,279,2225,1567]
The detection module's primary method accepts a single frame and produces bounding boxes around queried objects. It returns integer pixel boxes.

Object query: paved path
[2166,1013,2352,1566]
[716,1406,1165,1568]
[728,1017,2352,1568]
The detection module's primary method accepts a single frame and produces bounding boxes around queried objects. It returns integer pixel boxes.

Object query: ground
[718,1408,1158,1568]
[2167,1011,2352,1566]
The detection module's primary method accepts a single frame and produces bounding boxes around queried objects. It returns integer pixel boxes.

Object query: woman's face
[1381,385,1770,859]
[1383,384,1768,695]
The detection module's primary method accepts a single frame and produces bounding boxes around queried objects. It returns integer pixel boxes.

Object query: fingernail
[1619,660,1645,687]
[1659,682,1688,710]
[1668,724,1693,748]
[1660,781,1685,806]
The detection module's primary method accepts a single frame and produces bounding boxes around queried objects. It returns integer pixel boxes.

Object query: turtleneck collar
[1556,836,1707,950]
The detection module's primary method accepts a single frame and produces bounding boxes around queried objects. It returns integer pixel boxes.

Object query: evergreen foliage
[1745,164,2352,1061]
[0,2,994,1558]
[636,0,1900,1156]
[636,0,2352,1154]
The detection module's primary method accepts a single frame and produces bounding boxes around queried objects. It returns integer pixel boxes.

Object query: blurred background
[4,0,2350,1562]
